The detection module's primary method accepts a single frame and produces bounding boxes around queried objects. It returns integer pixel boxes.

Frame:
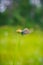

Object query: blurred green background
[0,0,43,65]
[0,0,43,28]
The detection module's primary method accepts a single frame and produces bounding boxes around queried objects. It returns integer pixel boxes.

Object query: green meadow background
[0,26,43,65]
[0,0,43,65]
